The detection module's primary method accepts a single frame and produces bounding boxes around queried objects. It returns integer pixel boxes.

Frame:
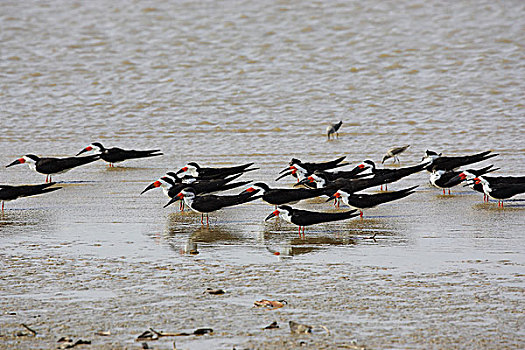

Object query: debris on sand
[136,330,158,341]
[264,321,279,330]
[15,323,37,337]
[136,327,213,341]
[193,328,213,335]
[289,321,312,334]
[57,337,91,349]
[94,330,111,336]
[254,299,287,309]
[205,288,225,295]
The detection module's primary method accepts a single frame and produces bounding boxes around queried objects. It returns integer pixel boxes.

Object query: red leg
[385,184,388,191]
[206,214,209,226]
[1,201,4,211]
[360,211,363,218]
[201,214,204,225]
[448,189,451,195]
[380,185,383,191]
[443,189,445,195]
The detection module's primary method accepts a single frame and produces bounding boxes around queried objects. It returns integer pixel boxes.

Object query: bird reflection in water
[264,215,397,242]
[164,212,246,255]
[260,227,357,260]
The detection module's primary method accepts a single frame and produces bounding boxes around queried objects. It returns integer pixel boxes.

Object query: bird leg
[1,201,4,211]
[360,211,363,218]
[442,189,445,195]
[201,214,204,225]
[206,214,209,226]
[448,189,451,195]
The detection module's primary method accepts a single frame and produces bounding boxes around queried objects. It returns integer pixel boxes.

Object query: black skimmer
[142,172,250,200]
[6,154,100,182]
[449,169,523,202]
[327,186,418,218]
[276,156,348,182]
[474,176,525,207]
[164,187,261,225]
[175,162,257,180]
[311,164,371,182]
[296,171,383,195]
[264,205,359,237]
[421,150,497,172]
[382,145,410,164]
[76,142,162,167]
[0,182,62,211]
[141,173,251,211]
[240,182,327,207]
[358,160,426,190]
[430,165,496,195]
[326,121,343,140]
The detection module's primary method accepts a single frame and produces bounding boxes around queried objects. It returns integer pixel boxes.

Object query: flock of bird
[2,139,524,237]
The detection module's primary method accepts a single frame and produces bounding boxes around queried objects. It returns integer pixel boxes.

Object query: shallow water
[1,0,524,349]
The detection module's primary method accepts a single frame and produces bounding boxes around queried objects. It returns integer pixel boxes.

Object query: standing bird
[175,162,257,180]
[0,183,62,211]
[430,165,496,195]
[296,171,383,194]
[141,173,250,198]
[265,205,359,237]
[240,182,327,208]
[358,160,426,191]
[421,150,497,172]
[474,176,525,207]
[6,154,100,182]
[276,156,348,182]
[164,187,261,225]
[327,186,418,218]
[326,121,343,140]
[76,142,162,167]
[382,145,410,164]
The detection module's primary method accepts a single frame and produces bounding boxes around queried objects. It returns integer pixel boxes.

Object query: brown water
[1,0,524,349]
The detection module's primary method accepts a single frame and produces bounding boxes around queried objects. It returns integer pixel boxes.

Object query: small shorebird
[326,121,343,140]
[382,145,410,164]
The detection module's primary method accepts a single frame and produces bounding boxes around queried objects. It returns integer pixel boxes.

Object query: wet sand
[1,0,525,348]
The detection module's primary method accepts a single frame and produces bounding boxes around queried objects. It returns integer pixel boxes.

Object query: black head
[289,158,301,166]
[425,150,441,156]
[25,154,40,161]
[252,182,270,191]
[187,162,201,169]
[363,159,376,168]
[92,142,105,150]
[278,205,293,211]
